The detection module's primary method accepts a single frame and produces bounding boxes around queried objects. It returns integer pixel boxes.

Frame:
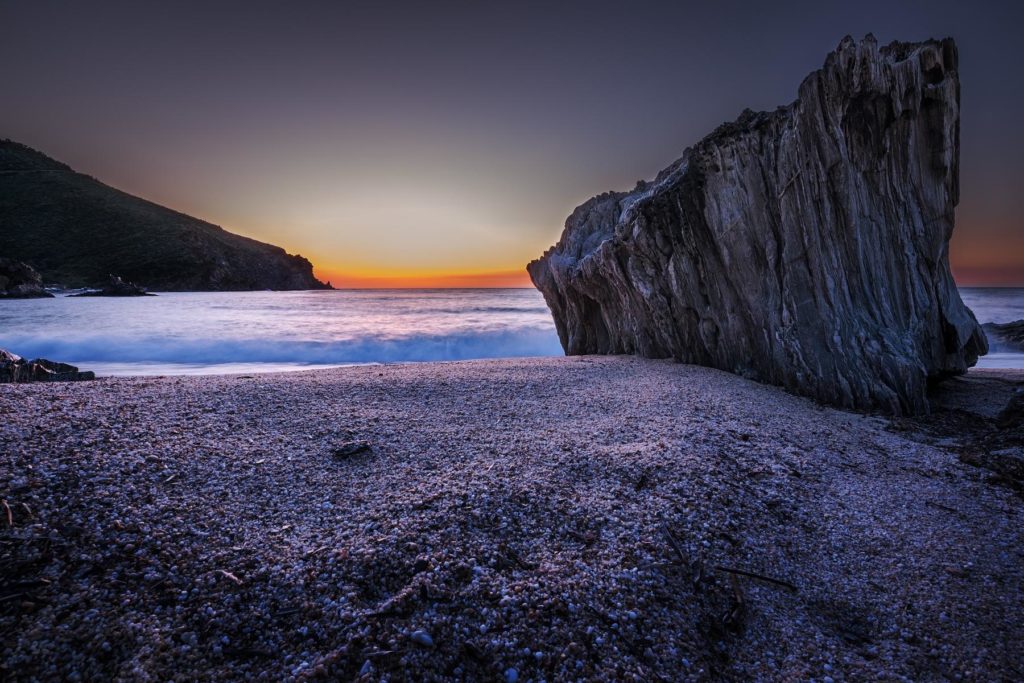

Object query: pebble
[410,630,434,648]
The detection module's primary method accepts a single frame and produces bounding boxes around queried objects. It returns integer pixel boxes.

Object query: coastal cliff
[0,140,331,291]
[529,36,987,414]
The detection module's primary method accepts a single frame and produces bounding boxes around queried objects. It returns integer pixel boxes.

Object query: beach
[1,357,1021,681]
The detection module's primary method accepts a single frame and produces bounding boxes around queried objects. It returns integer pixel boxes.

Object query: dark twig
[723,573,745,627]
[713,565,796,592]
[507,548,538,570]
[363,648,405,659]
[330,441,372,459]
[925,500,958,514]
[216,569,243,585]
[661,524,687,565]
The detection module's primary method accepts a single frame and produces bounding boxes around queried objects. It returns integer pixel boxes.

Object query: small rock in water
[410,630,434,648]
[0,259,53,298]
[71,274,154,297]
[330,440,372,459]
[0,348,95,383]
[983,320,1024,352]
[504,667,519,683]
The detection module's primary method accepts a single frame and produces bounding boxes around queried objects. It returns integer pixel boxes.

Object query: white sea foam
[0,289,563,375]
[1,329,563,366]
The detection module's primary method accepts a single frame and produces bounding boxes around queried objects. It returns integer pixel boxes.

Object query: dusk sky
[2,0,1022,286]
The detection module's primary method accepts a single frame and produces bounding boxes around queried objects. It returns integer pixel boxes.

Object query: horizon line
[312,273,1024,289]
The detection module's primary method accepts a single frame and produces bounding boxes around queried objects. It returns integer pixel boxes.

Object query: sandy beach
[2,357,1022,681]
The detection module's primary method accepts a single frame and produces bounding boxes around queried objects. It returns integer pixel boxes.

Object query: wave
[393,306,550,314]
[0,328,564,365]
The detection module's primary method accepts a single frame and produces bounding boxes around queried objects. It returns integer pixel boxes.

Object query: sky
[1,0,1022,287]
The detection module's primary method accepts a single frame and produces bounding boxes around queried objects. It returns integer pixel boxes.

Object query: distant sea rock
[983,320,1024,352]
[0,349,95,383]
[0,139,333,292]
[71,274,154,297]
[0,258,53,298]
[528,36,986,415]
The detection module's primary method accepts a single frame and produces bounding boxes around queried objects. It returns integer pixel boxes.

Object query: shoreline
[12,354,1024,379]
[2,357,1021,680]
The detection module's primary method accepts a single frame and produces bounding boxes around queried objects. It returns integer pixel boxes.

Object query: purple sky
[2,1,1022,284]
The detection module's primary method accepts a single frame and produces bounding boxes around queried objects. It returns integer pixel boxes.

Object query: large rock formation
[528,36,986,415]
[0,139,332,291]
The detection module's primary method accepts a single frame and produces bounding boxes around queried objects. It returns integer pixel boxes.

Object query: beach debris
[216,570,243,585]
[662,524,687,564]
[925,500,958,514]
[330,440,372,459]
[723,573,746,628]
[713,565,798,593]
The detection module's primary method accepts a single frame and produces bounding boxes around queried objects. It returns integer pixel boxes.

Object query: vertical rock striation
[528,36,986,414]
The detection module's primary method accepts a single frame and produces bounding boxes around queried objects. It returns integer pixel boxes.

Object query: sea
[0,287,1020,376]
[958,288,1024,369]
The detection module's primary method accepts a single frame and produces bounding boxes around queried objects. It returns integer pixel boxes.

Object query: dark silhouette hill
[0,139,331,291]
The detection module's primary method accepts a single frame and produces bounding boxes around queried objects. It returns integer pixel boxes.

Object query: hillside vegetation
[0,139,330,291]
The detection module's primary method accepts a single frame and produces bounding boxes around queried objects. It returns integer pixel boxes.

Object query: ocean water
[0,287,1020,376]
[0,289,563,376]
[959,287,1024,369]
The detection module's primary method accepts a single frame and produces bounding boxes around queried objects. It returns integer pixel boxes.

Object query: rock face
[0,349,95,383]
[72,274,154,297]
[0,139,332,291]
[529,36,987,415]
[0,258,53,298]
[983,321,1024,352]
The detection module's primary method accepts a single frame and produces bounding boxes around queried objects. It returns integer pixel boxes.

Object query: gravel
[1,356,1021,681]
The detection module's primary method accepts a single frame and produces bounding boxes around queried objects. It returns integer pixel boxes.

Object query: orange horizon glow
[282,221,1024,289]
[313,267,535,289]
[308,262,1024,289]
[951,264,1024,288]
